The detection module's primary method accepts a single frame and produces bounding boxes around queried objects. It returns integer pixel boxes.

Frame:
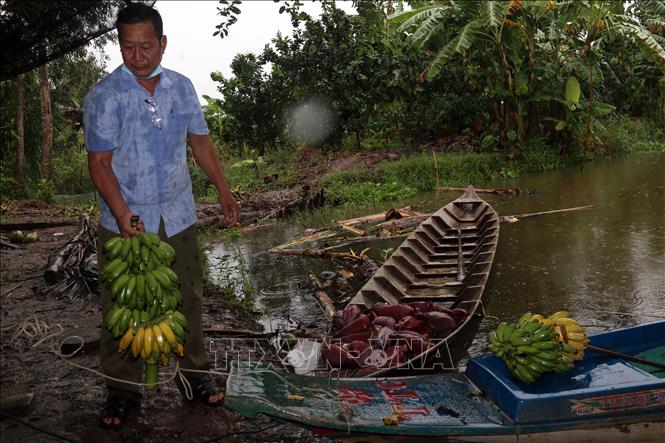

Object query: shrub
[600,116,665,153]
[32,179,57,203]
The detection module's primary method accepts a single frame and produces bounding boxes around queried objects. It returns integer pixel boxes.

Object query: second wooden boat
[338,185,500,373]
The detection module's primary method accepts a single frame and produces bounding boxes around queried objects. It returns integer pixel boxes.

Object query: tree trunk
[15,73,26,191]
[38,64,53,180]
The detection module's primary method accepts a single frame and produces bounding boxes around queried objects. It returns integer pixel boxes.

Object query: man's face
[118,21,166,79]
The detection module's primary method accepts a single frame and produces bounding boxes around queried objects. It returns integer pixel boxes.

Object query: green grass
[222,151,299,198]
[190,114,663,207]
[600,116,665,153]
[320,151,503,206]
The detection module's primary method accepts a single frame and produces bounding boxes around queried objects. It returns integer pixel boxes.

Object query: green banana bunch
[100,232,189,389]
[100,234,182,312]
[487,310,587,384]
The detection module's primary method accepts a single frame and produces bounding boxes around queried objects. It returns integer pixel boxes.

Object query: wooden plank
[335,206,415,227]
[340,224,367,236]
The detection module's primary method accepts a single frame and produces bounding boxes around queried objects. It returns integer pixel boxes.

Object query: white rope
[478,300,499,321]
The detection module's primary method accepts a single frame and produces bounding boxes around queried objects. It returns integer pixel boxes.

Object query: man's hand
[116,211,145,238]
[89,151,145,237]
[188,133,241,228]
[218,190,240,227]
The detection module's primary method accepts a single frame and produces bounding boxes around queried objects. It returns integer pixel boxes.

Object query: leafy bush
[30,178,56,203]
[191,151,300,202]
[0,175,17,202]
[51,145,93,194]
[190,165,217,203]
[321,151,501,206]
[518,138,566,173]
[322,175,416,206]
[600,116,665,153]
[380,152,501,190]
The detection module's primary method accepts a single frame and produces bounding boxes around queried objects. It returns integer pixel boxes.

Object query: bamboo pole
[499,205,593,222]
[586,344,665,370]
[268,248,358,259]
[437,186,521,195]
[432,149,441,194]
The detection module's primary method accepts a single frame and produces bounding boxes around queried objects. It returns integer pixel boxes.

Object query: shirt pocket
[167,111,192,142]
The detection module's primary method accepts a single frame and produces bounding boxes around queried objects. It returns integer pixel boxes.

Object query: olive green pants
[98,221,209,401]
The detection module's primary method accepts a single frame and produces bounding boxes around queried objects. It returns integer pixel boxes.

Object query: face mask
[122,64,163,80]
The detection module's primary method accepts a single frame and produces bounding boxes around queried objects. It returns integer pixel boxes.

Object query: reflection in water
[206,153,665,360]
[485,152,664,332]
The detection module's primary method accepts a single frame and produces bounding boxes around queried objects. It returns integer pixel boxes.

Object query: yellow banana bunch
[545,312,588,361]
[118,326,134,353]
[131,326,145,358]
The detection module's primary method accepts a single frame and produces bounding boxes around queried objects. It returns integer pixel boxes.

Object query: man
[84,3,239,429]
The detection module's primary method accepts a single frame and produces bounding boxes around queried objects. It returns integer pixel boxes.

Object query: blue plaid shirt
[83,65,208,237]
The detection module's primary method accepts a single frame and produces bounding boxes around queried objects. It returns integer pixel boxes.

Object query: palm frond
[546,20,561,41]
[480,1,512,29]
[622,23,665,72]
[508,0,523,16]
[407,8,447,49]
[395,5,441,33]
[427,21,479,79]
[653,33,665,47]
[636,0,665,17]
[565,58,592,84]
[642,17,665,33]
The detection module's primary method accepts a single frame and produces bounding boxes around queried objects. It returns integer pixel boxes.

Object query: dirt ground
[0,150,405,442]
[0,208,339,442]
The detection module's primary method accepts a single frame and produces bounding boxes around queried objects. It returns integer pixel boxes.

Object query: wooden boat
[225,320,665,442]
[341,185,500,373]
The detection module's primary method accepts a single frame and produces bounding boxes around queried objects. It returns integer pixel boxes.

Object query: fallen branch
[269,247,359,259]
[323,233,409,252]
[0,240,19,250]
[313,291,335,320]
[1,393,34,413]
[375,214,428,236]
[272,228,338,250]
[1,281,27,297]
[197,215,233,229]
[0,218,79,230]
[437,186,521,196]
[42,214,99,301]
[499,205,593,222]
[258,187,325,223]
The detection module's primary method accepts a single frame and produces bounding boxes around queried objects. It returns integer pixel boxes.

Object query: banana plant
[391,1,538,143]
[391,0,665,149]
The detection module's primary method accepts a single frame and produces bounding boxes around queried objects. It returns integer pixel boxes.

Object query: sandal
[100,395,139,430]
[190,376,225,406]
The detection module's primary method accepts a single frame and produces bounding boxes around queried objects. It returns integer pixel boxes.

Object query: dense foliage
[0,48,108,200]
[213,0,664,158]
[1,0,663,203]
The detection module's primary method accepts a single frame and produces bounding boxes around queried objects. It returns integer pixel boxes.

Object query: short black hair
[116,3,163,39]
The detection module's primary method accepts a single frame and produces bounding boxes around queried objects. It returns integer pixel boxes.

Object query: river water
[206,152,665,354]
